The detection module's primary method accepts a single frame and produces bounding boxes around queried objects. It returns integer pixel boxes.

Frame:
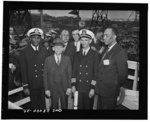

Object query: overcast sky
[30,10,137,20]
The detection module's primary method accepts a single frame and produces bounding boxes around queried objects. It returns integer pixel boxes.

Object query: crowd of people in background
[9,26,128,110]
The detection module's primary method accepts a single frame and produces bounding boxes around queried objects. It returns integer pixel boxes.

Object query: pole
[40,10,43,29]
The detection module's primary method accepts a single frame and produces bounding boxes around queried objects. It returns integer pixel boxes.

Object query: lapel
[103,43,118,60]
[64,43,69,54]
[99,44,119,67]
[52,55,57,66]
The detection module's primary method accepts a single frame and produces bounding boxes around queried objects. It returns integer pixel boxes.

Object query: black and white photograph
[1,1,148,119]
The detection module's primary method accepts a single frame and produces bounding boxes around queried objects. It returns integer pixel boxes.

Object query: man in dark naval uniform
[72,29,99,109]
[19,28,47,109]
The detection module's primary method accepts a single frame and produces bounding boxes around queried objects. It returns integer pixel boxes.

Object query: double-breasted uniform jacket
[96,43,128,97]
[19,44,47,89]
[72,48,99,92]
[43,55,72,93]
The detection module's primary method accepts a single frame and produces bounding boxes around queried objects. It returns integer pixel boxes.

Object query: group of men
[10,26,128,110]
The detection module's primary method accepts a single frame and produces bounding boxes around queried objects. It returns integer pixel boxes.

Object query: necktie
[101,47,109,60]
[35,47,38,53]
[57,56,60,65]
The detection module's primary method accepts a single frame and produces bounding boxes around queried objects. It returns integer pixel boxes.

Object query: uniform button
[86,65,88,67]
[35,70,37,72]
[79,72,82,75]
[86,73,88,75]
[34,64,37,67]
[42,64,44,66]
[35,75,38,78]
[79,80,82,82]
[80,65,82,67]
[87,80,88,83]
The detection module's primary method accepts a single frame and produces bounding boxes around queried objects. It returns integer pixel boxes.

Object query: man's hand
[24,88,30,96]
[71,86,76,94]
[89,89,95,98]
[66,88,71,95]
[45,90,51,98]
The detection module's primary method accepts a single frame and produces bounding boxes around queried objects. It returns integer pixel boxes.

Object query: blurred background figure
[49,29,58,42]
[91,28,107,60]
[9,40,21,90]
[9,27,18,50]
[60,29,76,65]
[72,29,81,52]
[43,33,54,57]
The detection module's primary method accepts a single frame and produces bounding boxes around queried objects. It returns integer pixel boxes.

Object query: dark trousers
[78,92,94,109]
[51,88,68,109]
[30,88,46,109]
[97,95,117,110]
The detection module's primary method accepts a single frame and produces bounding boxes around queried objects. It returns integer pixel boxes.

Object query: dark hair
[105,27,118,36]
[95,28,104,34]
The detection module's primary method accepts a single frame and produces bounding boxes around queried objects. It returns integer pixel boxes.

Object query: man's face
[61,31,69,43]
[43,42,49,48]
[72,32,79,42]
[30,35,41,47]
[80,37,90,48]
[53,45,64,55]
[96,32,103,42]
[103,28,114,46]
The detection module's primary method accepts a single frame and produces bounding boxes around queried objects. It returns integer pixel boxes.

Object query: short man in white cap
[71,29,99,109]
[19,28,47,109]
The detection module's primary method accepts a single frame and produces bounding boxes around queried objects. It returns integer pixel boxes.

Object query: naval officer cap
[27,28,44,38]
[79,29,95,39]
[79,29,95,43]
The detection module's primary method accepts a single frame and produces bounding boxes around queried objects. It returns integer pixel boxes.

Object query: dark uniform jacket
[43,55,72,92]
[19,44,47,89]
[96,43,128,97]
[72,48,99,92]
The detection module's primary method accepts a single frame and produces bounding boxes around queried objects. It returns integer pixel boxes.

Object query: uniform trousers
[51,83,68,109]
[97,95,117,110]
[30,88,46,109]
[78,91,94,109]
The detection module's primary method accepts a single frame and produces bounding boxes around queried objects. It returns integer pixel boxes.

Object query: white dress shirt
[82,47,90,56]
[54,54,61,64]
[31,44,39,51]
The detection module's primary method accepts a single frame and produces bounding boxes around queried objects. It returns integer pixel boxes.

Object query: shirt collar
[82,47,90,55]
[31,44,39,51]
[54,54,61,60]
[108,42,117,52]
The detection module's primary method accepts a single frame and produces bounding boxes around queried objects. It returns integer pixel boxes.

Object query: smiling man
[19,28,47,109]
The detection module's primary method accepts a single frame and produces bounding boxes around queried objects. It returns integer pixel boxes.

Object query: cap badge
[34,28,40,33]
[82,30,87,34]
